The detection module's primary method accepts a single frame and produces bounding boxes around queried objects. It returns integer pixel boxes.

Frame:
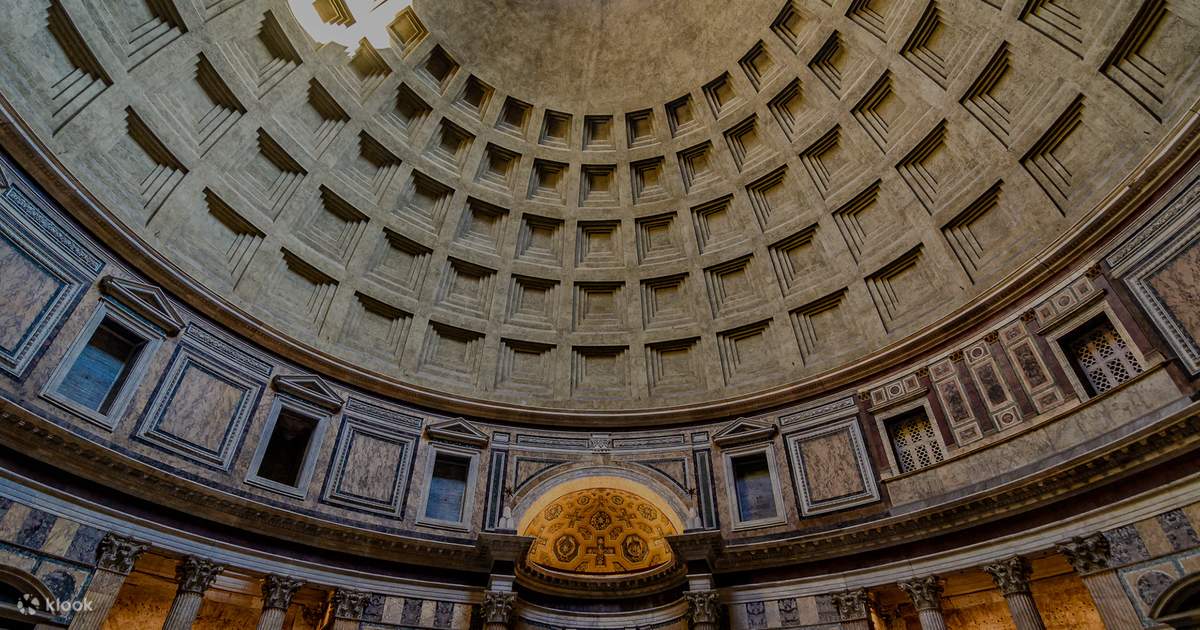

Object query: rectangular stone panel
[785,416,879,515]
[134,345,265,469]
[321,412,416,515]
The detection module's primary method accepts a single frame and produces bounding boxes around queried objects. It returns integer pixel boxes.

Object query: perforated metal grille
[890,413,945,473]
[1067,319,1143,395]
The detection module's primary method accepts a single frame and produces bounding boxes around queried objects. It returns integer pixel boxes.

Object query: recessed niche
[704,255,760,319]
[497,339,555,394]
[418,321,483,382]
[345,41,391,100]
[666,94,699,137]
[455,197,509,254]
[584,115,615,150]
[679,142,718,193]
[739,41,777,91]
[421,45,458,92]
[516,214,563,266]
[387,7,427,55]
[746,166,799,232]
[426,118,474,173]
[529,159,568,203]
[768,79,804,140]
[380,83,431,141]
[641,273,692,329]
[580,165,619,207]
[540,110,572,147]
[646,338,701,395]
[366,229,431,298]
[723,115,769,172]
[497,97,533,138]
[717,319,776,385]
[576,220,622,268]
[703,73,741,118]
[626,109,656,147]
[454,75,493,120]
[768,223,821,296]
[772,1,814,53]
[573,282,626,331]
[295,79,349,157]
[506,275,559,329]
[299,186,369,266]
[476,143,521,193]
[631,157,668,204]
[396,171,453,233]
[691,195,744,254]
[636,212,682,264]
[436,257,497,319]
[790,289,848,363]
[570,346,629,398]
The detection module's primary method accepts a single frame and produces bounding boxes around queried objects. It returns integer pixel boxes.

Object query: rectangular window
[253,409,319,487]
[887,408,945,473]
[731,451,778,522]
[1060,313,1143,396]
[55,318,146,414]
[425,452,471,523]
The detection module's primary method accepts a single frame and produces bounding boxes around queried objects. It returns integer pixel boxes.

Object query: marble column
[69,533,149,630]
[481,590,517,630]
[898,575,947,630]
[327,588,370,630]
[255,575,304,630]
[831,588,871,630]
[983,555,1046,630]
[161,556,224,630]
[685,590,720,630]
[1056,533,1142,630]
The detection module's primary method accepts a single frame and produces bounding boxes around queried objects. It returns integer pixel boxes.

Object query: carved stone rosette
[175,556,225,595]
[95,533,148,575]
[481,591,517,627]
[831,588,870,621]
[262,575,305,610]
[1056,533,1111,575]
[331,588,371,620]
[685,590,721,628]
[897,575,944,612]
[983,555,1033,595]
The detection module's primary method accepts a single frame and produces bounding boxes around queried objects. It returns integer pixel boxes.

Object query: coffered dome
[0,0,1195,424]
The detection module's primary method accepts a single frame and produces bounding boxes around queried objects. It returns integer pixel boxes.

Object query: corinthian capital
[830,588,870,621]
[175,556,224,595]
[982,555,1033,596]
[1056,533,1111,575]
[481,591,517,624]
[95,533,148,575]
[898,575,944,612]
[331,588,371,620]
[685,590,721,624]
[262,574,305,610]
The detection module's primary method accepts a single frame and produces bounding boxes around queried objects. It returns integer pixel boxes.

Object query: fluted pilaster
[69,534,148,630]
[898,575,947,630]
[983,555,1045,630]
[1057,533,1142,629]
[162,556,224,630]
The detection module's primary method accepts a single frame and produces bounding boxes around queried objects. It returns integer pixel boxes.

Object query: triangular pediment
[99,275,185,335]
[426,417,489,447]
[712,417,777,447]
[271,374,344,412]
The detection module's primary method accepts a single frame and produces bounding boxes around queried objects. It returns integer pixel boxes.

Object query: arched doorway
[1153,572,1200,629]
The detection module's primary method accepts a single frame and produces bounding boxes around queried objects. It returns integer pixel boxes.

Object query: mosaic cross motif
[586,536,615,567]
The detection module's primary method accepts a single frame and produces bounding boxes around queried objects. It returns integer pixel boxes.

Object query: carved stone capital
[1056,533,1111,575]
[898,575,943,612]
[982,555,1033,596]
[175,556,224,595]
[261,574,305,611]
[95,533,148,575]
[685,590,721,625]
[331,588,371,620]
[481,591,517,624]
[830,588,869,621]
[984,331,1000,344]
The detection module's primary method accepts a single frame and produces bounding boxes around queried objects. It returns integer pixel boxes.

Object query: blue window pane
[733,453,777,522]
[425,454,470,522]
[58,320,143,413]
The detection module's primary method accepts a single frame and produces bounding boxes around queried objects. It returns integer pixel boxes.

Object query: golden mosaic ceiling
[522,488,678,575]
